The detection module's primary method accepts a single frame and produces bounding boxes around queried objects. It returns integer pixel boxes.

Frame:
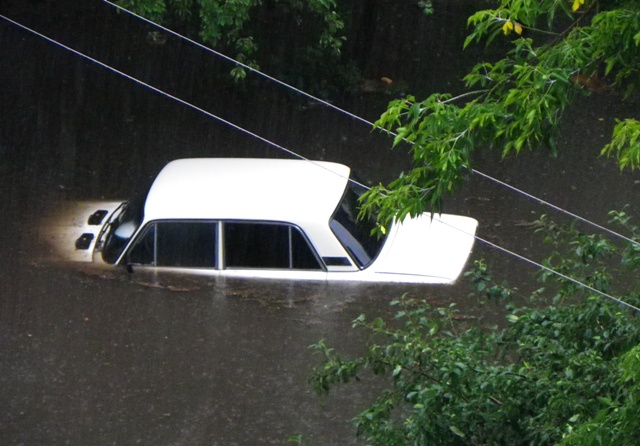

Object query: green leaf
[449,425,466,438]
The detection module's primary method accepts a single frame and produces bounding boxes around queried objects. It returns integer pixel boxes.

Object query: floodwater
[1,1,639,444]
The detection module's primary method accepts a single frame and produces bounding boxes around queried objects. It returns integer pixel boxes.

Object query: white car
[63,158,478,284]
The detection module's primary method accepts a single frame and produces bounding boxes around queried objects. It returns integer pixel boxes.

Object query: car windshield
[329,178,386,268]
[100,198,144,264]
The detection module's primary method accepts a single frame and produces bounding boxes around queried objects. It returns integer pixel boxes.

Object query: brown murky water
[1,1,639,444]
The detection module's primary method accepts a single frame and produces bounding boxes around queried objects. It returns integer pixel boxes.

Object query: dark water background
[1,1,639,444]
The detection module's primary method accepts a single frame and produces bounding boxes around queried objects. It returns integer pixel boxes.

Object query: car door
[220,221,328,281]
[124,220,219,273]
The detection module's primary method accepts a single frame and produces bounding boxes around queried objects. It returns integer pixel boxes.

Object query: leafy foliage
[362,0,640,228]
[310,213,640,445]
[602,118,640,170]
[116,0,348,91]
[313,4,640,442]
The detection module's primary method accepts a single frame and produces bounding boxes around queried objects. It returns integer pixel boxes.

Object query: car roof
[143,158,351,224]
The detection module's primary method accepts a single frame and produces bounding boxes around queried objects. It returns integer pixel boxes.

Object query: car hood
[372,213,478,283]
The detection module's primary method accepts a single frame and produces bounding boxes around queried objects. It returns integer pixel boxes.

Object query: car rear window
[330,179,386,268]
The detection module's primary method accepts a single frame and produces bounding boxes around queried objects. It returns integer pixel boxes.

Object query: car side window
[224,222,321,270]
[127,221,217,268]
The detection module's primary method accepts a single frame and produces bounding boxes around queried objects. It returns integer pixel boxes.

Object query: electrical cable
[472,233,640,313]
[0,14,365,188]
[102,1,374,131]
[2,13,639,313]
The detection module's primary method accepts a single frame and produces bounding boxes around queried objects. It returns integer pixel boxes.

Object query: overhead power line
[0,14,363,187]
[1,13,639,313]
[473,233,640,313]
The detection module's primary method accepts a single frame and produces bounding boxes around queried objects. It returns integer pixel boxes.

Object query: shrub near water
[309,214,640,445]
